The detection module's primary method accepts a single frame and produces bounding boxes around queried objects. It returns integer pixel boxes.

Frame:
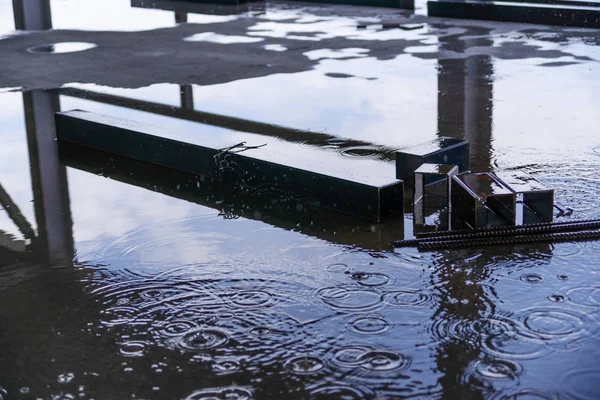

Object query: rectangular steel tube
[55,110,403,222]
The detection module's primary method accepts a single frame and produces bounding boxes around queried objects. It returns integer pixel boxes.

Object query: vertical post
[179,84,194,110]
[23,91,74,266]
[12,0,52,30]
[175,11,188,23]
[437,58,466,139]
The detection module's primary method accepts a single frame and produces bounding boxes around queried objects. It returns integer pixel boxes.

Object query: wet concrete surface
[0,1,599,89]
[1,1,600,399]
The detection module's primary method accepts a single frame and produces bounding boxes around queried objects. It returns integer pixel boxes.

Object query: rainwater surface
[0,1,599,399]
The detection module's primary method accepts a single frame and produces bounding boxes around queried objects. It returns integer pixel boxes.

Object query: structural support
[175,11,188,23]
[12,0,52,30]
[428,0,600,29]
[135,0,411,9]
[451,172,515,229]
[288,0,414,9]
[23,91,74,266]
[395,137,469,180]
[495,171,554,225]
[413,163,458,232]
[55,110,403,222]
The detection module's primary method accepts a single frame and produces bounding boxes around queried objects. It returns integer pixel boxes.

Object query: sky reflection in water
[0,1,599,399]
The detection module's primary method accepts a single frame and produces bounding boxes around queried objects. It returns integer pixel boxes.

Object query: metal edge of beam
[395,139,469,180]
[427,0,600,28]
[131,0,265,15]
[491,0,600,9]
[281,0,415,10]
[55,110,404,222]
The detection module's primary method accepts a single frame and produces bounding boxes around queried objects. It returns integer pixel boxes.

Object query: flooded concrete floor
[1,1,600,399]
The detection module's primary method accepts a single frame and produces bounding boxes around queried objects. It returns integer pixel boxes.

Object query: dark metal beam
[278,0,414,10]
[55,110,403,222]
[132,0,264,15]
[428,0,600,28]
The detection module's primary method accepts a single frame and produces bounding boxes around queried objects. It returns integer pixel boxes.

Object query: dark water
[1,1,600,399]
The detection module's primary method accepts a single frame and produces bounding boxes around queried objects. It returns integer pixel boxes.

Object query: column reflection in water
[435,32,494,230]
[12,0,52,30]
[12,0,73,265]
[432,30,553,397]
[433,58,493,390]
[434,32,493,398]
[23,91,74,266]
[437,34,494,173]
[433,256,490,400]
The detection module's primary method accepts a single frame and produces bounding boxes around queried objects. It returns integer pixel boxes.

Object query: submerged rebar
[417,230,600,250]
[415,219,600,239]
[393,219,600,249]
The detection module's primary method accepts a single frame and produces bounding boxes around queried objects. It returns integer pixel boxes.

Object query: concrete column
[23,91,74,266]
[463,55,494,172]
[12,0,52,30]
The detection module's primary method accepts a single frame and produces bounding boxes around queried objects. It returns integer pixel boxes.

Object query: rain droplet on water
[284,356,325,375]
[178,329,230,351]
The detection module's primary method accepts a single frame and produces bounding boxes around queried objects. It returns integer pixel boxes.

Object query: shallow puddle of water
[27,41,97,54]
[1,2,600,399]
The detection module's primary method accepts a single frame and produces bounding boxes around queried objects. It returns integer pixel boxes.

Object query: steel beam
[396,137,469,180]
[428,0,600,28]
[55,110,403,222]
[132,0,265,15]
[413,164,457,232]
[451,172,515,229]
[495,171,554,225]
[285,0,414,9]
